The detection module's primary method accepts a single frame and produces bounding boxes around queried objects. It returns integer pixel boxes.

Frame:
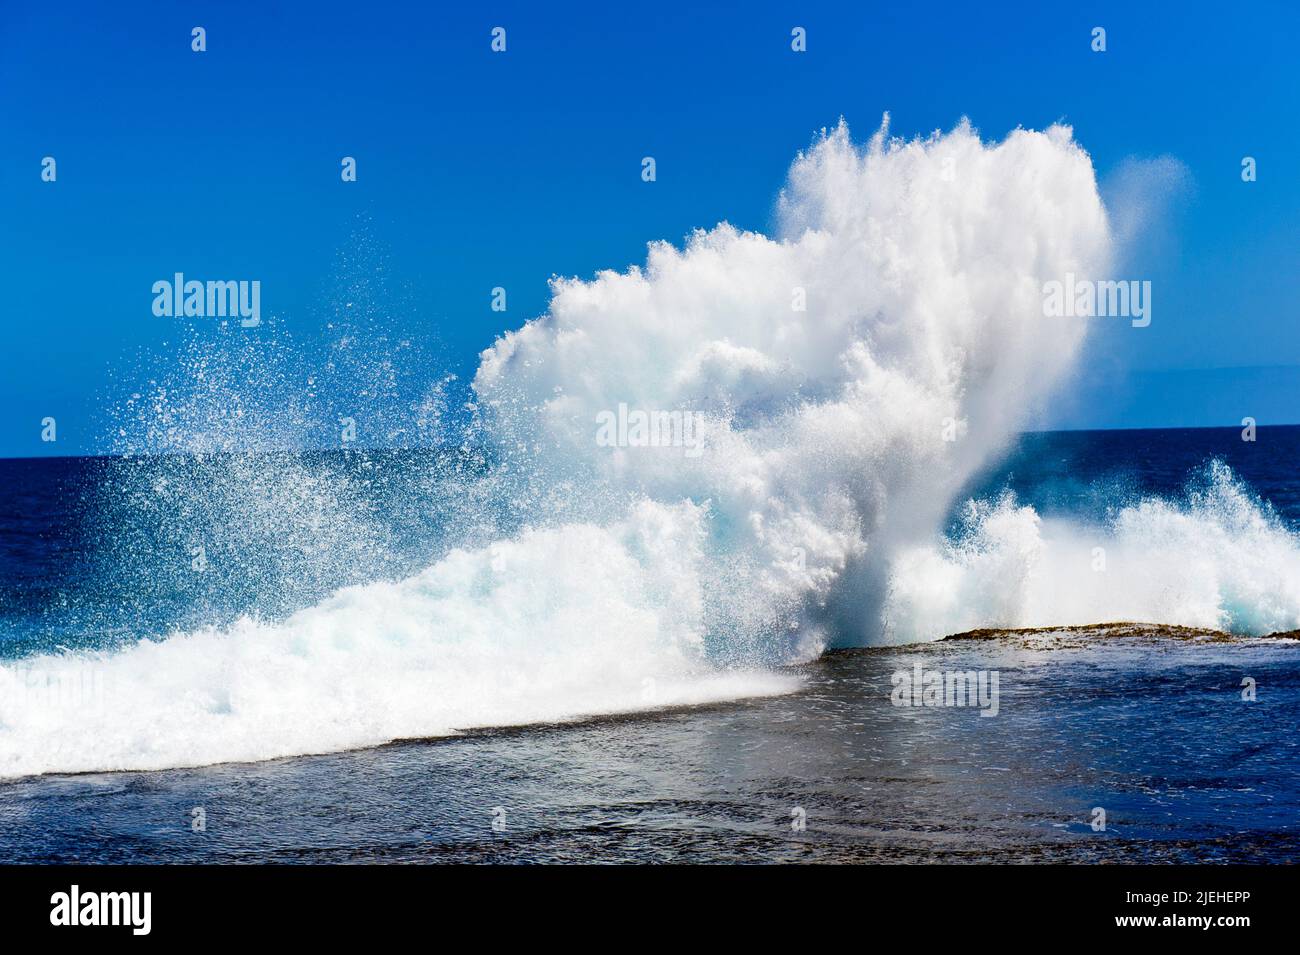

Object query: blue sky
[2,0,1297,456]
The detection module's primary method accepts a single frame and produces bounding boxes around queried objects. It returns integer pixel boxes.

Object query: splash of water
[473,118,1109,651]
[12,119,1291,779]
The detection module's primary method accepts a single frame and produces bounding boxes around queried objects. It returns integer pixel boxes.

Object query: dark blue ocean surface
[0,448,490,656]
[960,424,1300,531]
[3,425,1298,658]
[0,634,1296,863]
[1,426,1298,863]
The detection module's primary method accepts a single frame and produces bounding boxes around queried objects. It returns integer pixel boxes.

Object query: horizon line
[2,421,1296,463]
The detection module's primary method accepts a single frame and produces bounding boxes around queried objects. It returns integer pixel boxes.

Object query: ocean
[1,427,1298,862]
[4,123,1300,864]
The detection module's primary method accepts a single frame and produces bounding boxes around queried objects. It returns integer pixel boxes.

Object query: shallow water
[3,633,1295,863]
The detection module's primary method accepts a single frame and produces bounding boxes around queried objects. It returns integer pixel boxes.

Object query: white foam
[0,502,795,777]
[883,462,1300,641]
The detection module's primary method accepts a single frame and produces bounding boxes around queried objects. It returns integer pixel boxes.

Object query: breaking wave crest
[884,461,1300,642]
